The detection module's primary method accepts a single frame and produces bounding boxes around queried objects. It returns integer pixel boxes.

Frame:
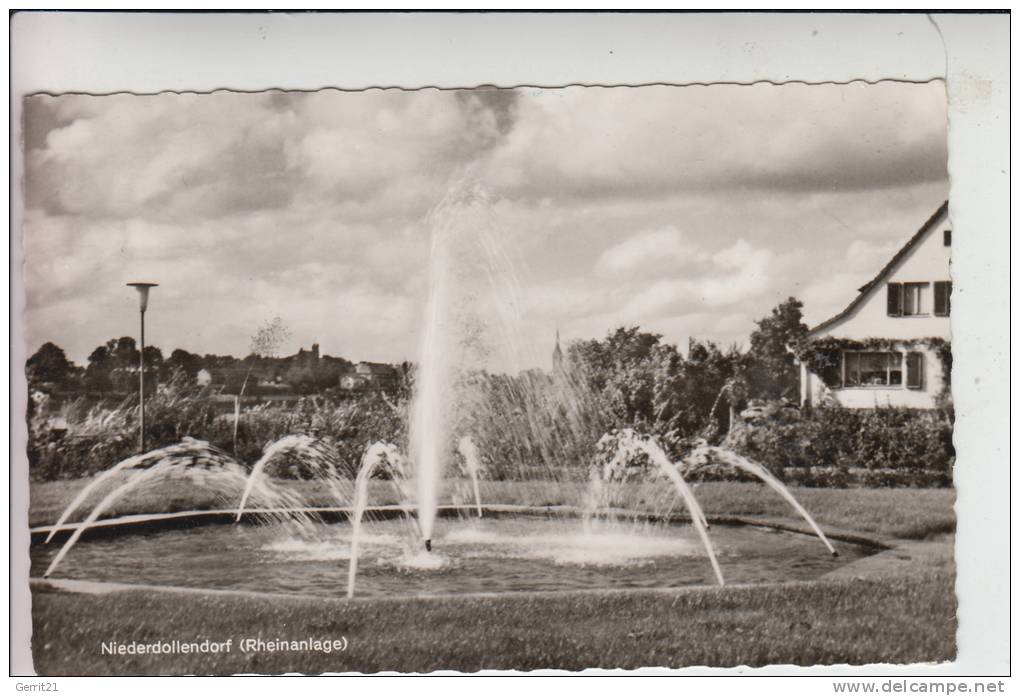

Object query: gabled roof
[808,200,949,336]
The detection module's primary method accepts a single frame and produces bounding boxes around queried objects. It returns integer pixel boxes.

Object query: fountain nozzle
[425,539,432,552]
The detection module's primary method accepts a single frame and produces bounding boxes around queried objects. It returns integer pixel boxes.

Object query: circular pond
[31,515,875,599]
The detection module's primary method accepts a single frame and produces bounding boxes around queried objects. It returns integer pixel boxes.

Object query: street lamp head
[127,282,158,312]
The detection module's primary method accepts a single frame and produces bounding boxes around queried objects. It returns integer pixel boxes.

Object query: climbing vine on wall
[795,336,952,399]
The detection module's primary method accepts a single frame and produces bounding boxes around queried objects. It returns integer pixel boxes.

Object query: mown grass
[30,570,956,674]
[29,478,955,541]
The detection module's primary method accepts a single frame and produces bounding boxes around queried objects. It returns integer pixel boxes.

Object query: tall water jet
[408,200,455,548]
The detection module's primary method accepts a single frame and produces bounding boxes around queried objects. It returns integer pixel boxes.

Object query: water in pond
[31,517,873,599]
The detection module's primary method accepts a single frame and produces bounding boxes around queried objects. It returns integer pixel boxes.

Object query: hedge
[719,405,954,487]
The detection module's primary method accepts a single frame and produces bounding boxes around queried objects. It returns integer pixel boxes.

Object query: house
[799,201,951,409]
[196,368,212,387]
[339,362,399,391]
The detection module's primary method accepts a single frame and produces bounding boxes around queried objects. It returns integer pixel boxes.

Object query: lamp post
[127,282,158,453]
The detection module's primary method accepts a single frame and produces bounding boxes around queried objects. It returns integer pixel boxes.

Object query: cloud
[19,84,948,368]
[23,89,522,224]
[594,225,709,278]
[482,81,947,201]
[620,238,775,317]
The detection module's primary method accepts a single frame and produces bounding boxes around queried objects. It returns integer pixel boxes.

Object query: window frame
[901,281,931,317]
[841,350,905,389]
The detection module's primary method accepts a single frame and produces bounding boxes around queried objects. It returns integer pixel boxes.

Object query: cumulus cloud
[594,225,709,278]
[620,239,775,317]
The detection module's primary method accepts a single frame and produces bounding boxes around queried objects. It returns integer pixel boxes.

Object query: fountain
[346,442,414,598]
[32,182,860,602]
[407,204,452,552]
[41,437,317,578]
[234,435,346,522]
[592,430,723,585]
[685,444,837,557]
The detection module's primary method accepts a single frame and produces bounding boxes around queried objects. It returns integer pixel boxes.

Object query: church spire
[552,328,564,373]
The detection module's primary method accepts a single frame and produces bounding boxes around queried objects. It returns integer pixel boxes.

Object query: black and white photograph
[9,11,1010,682]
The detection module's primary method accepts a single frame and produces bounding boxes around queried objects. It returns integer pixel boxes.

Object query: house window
[934,281,952,316]
[944,229,951,246]
[902,282,929,315]
[843,351,903,387]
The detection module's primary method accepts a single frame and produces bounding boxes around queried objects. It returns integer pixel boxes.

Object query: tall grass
[27,377,406,481]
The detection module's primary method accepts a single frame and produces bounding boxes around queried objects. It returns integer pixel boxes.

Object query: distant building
[340,361,399,391]
[196,368,212,387]
[799,201,951,409]
[295,343,320,365]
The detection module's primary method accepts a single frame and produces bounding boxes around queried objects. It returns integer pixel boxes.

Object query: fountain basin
[30,508,878,600]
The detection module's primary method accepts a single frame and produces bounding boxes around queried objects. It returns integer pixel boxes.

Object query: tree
[106,336,140,365]
[677,339,750,438]
[234,317,291,453]
[84,345,109,392]
[165,348,202,380]
[567,327,686,437]
[26,342,74,386]
[142,345,164,373]
[747,297,809,401]
[84,337,148,393]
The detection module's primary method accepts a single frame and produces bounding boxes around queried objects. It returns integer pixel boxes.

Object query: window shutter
[934,281,952,316]
[887,283,903,316]
[906,352,924,389]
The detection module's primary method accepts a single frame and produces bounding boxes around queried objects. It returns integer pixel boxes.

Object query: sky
[21,81,949,371]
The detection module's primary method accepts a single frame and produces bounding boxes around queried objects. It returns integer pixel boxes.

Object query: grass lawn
[31,570,956,675]
[29,477,955,541]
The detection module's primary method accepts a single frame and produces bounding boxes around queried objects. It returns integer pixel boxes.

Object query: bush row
[720,406,954,487]
[685,464,951,488]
